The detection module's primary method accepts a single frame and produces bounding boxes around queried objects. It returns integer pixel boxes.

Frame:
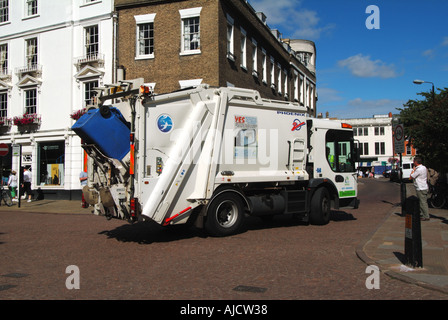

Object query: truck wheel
[205,193,245,236]
[310,187,331,225]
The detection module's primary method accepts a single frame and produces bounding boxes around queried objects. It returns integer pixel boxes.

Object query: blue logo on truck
[157,114,173,133]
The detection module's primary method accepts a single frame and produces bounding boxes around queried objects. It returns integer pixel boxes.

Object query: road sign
[393,124,405,154]
[0,143,8,156]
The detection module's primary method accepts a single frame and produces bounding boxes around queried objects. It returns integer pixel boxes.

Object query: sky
[248,0,448,119]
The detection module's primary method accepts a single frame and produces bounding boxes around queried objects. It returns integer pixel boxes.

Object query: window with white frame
[305,81,310,107]
[270,56,275,87]
[374,126,385,135]
[26,38,38,68]
[137,23,154,57]
[406,145,412,155]
[25,88,37,114]
[293,73,299,101]
[84,80,98,107]
[0,0,9,23]
[180,7,201,55]
[85,25,99,58]
[25,0,38,17]
[0,43,7,75]
[261,48,267,83]
[277,63,282,94]
[240,28,246,69]
[358,142,369,156]
[375,142,385,155]
[283,69,288,97]
[309,83,314,109]
[0,91,7,118]
[226,14,234,60]
[299,75,304,104]
[251,38,257,75]
[135,14,156,59]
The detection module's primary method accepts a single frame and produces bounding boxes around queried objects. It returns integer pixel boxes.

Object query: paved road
[1,178,447,301]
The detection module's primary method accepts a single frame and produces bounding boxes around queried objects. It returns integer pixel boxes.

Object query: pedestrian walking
[410,156,430,221]
[7,170,18,201]
[22,167,33,203]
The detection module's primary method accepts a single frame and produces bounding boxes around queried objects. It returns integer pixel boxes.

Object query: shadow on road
[98,220,202,244]
[98,210,357,244]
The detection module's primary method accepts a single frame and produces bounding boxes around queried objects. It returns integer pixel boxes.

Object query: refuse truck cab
[72,82,358,236]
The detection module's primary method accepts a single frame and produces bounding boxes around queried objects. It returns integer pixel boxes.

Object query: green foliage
[398,88,448,173]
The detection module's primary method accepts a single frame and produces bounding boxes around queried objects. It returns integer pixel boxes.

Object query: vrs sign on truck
[72,81,359,236]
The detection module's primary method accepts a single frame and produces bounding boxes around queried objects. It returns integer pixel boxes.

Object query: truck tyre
[205,193,245,236]
[310,187,331,225]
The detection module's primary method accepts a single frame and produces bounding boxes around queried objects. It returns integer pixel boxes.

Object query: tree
[398,87,448,174]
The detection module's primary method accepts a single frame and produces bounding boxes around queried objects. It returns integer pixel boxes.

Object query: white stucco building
[341,113,396,176]
[0,0,115,199]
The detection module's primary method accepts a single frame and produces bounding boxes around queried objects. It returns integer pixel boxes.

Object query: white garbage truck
[72,81,359,236]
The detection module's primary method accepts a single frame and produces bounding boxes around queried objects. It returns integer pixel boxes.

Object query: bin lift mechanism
[85,80,153,221]
[93,80,152,106]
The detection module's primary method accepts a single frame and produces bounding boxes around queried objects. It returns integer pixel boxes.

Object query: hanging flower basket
[70,108,87,121]
[13,113,41,126]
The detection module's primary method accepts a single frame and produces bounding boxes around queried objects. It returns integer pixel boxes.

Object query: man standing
[410,156,430,221]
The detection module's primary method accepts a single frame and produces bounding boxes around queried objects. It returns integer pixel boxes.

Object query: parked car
[390,169,400,182]
[401,162,413,181]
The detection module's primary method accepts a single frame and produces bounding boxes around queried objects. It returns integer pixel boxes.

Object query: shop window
[37,141,65,186]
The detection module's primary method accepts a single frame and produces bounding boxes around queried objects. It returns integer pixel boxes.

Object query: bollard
[404,196,423,268]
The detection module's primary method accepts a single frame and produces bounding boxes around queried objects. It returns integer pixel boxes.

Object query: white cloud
[344,98,403,118]
[317,87,343,105]
[422,49,435,59]
[442,37,448,46]
[248,0,333,40]
[320,97,405,119]
[338,54,399,79]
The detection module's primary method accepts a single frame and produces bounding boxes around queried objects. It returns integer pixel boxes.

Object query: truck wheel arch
[203,186,250,236]
[308,178,339,210]
[207,186,251,212]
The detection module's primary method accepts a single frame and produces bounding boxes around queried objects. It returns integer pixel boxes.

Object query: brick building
[115,0,317,116]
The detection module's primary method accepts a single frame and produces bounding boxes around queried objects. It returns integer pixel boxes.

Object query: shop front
[37,141,65,187]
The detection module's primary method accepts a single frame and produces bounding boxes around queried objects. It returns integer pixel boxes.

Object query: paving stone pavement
[1,180,447,301]
[357,183,448,295]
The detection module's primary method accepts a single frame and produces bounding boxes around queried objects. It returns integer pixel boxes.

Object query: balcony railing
[0,68,11,81]
[15,64,42,77]
[74,53,105,68]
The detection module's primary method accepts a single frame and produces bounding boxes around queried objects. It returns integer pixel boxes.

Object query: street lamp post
[413,79,435,103]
